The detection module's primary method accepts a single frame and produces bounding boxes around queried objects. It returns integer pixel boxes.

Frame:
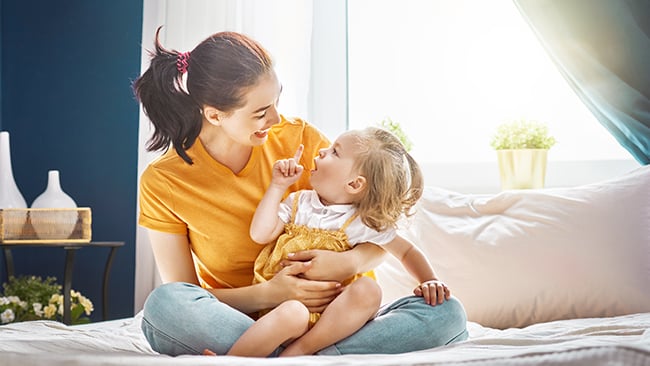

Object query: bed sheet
[1,311,649,366]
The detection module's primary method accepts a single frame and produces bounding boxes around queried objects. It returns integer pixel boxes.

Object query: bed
[1,165,649,366]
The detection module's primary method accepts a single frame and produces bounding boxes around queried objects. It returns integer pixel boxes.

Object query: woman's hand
[413,280,450,306]
[269,261,343,313]
[282,243,386,282]
[281,250,354,282]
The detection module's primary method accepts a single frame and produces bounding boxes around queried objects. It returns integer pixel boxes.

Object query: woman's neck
[199,129,252,174]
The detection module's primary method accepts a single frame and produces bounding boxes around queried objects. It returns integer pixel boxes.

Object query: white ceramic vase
[0,131,27,208]
[30,170,78,240]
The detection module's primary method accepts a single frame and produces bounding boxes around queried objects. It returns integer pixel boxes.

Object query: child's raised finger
[293,144,304,162]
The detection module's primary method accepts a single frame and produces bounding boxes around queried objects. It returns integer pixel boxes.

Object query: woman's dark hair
[133,26,274,164]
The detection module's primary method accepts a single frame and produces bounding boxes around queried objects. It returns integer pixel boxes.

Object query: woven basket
[0,208,91,243]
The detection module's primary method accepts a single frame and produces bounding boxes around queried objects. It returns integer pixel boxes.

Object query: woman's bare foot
[202,349,217,356]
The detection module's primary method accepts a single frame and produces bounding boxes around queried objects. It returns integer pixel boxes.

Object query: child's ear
[346,176,367,194]
[202,106,222,127]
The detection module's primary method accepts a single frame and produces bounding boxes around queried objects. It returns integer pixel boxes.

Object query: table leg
[102,247,119,321]
[63,248,76,325]
[3,248,15,279]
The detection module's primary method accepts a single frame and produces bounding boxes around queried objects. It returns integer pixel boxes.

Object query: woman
[133,26,468,356]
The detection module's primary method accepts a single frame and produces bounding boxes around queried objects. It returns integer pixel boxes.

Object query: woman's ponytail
[133,26,201,164]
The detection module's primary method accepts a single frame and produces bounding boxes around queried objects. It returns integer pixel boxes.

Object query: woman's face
[310,131,363,205]
[217,71,282,146]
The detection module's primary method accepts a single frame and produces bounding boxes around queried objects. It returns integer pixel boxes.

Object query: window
[347,0,633,163]
[138,0,639,194]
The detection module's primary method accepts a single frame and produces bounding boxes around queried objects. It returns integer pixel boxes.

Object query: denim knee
[436,296,469,344]
[318,295,468,355]
[381,295,468,346]
[141,283,210,355]
[141,282,255,356]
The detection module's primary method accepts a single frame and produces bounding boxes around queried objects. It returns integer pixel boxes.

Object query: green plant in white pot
[490,119,556,190]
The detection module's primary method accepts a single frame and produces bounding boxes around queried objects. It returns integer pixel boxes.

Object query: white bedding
[1,311,649,366]
[2,166,648,365]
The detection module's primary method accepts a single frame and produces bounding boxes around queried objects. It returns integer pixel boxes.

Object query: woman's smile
[254,128,269,138]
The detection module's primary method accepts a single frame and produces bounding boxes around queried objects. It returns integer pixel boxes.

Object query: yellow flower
[50,293,63,305]
[78,296,94,316]
[43,304,57,319]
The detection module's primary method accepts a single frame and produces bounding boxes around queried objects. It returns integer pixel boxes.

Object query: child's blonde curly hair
[351,127,423,232]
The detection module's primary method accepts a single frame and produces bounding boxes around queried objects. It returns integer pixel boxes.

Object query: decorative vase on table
[0,131,28,239]
[0,131,27,208]
[30,170,78,240]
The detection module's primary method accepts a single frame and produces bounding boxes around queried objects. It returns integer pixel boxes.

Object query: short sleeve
[138,165,188,235]
[277,192,296,224]
[347,220,397,246]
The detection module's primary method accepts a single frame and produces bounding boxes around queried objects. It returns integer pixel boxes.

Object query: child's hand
[414,280,450,306]
[271,145,304,187]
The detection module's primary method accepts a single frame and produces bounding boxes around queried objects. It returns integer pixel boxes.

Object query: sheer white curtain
[135,0,347,312]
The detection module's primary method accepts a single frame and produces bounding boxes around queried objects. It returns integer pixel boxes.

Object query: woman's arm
[147,228,342,314]
[213,262,342,314]
[285,242,387,282]
[147,229,200,284]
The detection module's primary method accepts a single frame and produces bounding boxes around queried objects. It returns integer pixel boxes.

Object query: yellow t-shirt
[138,116,331,289]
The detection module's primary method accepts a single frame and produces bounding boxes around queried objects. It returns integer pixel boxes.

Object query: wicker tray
[0,208,91,243]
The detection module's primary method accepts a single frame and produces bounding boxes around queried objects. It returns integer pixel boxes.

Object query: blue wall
[0,1,142,320]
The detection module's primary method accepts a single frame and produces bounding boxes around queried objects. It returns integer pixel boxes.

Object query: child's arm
[382,234,451,305]
[250,145,304,244]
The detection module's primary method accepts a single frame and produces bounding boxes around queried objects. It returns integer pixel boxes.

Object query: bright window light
[347,0,633,163]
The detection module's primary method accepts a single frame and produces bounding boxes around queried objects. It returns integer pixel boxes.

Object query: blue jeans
[141,282,468,356]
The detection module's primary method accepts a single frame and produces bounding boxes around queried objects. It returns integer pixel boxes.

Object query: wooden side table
[0,241,124,325]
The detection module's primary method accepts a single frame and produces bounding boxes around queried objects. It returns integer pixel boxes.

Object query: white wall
[424,159,641,194]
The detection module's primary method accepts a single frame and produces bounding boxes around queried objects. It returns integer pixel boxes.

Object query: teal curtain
[514,0,650,164]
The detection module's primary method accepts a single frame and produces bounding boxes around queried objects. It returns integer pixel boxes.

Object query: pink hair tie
[176,51,190,74]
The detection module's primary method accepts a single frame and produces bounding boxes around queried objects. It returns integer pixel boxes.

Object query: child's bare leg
[280,277,381,357]
[227,300,309,357]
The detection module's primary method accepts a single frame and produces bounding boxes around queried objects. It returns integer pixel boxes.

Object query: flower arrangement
[0,275,93,325]
[490,119,556,150]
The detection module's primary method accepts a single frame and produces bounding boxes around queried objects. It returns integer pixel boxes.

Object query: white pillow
[375,165,650,329]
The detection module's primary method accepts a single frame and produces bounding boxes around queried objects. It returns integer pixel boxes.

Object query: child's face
[310,131,363,205]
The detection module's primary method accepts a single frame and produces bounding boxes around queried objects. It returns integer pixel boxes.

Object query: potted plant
[1,275,93,325]
[490,119,556,190]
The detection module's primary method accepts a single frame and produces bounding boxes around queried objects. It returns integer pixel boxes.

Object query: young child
[223,127,451,357]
